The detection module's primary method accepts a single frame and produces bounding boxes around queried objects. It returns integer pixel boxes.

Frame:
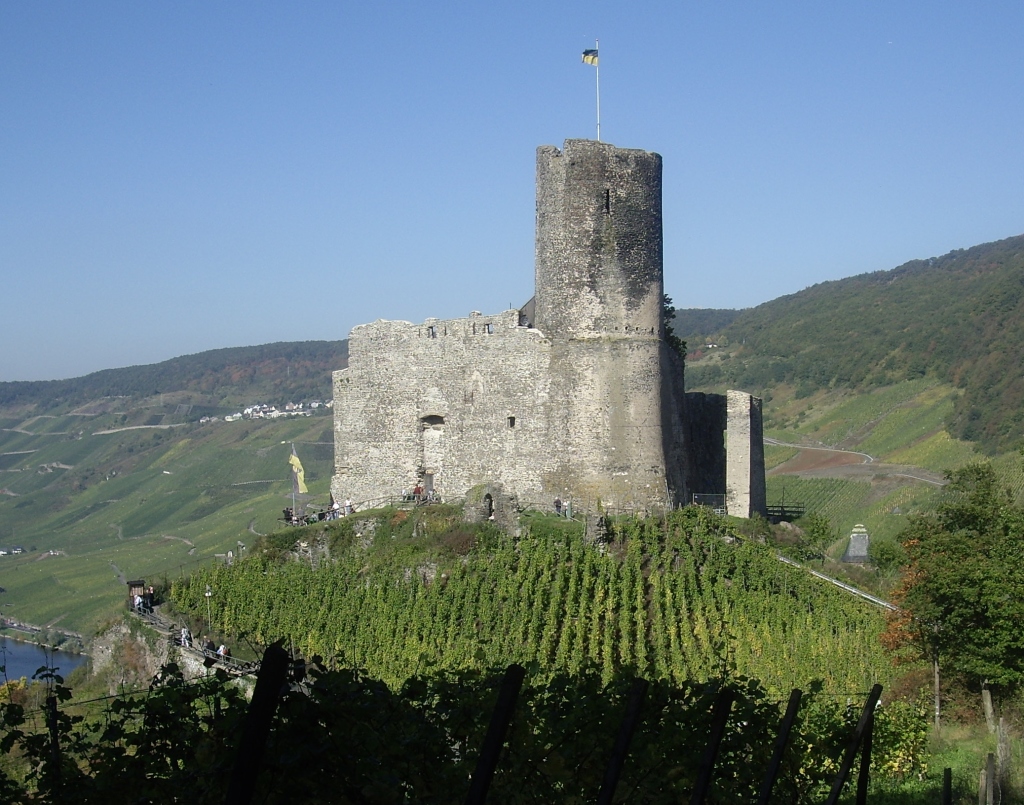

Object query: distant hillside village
[214,400,332,423]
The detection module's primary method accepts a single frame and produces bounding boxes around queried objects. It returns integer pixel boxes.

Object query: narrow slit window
[507,416,516,428]
[604,188,611,214]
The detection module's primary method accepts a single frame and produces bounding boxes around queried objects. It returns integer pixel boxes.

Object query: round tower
[534,140,670,511]
[534,140,664,339]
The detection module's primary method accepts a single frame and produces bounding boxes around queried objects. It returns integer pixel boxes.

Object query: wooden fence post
[464,663,526,805]
[823,684,882,805]
[982,682,996,734]
[596,677,648,805]
[755,688,802,805]
[998,717,1010,790]
[942,767,952,805]
[224,643,290,805]
[985,752,995,805]
[855,708,873,805]
[45,695,60,785]
[688,686,736,805]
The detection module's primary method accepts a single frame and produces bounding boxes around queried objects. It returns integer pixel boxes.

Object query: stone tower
[533,140,677,510]
[330,138,766,519]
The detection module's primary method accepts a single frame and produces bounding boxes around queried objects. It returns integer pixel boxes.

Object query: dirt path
[767,439,946,486]
[766,437,873,465]
[161,535,195,547]
[92,424,188,435]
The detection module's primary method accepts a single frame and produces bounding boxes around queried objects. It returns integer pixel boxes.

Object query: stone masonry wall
[333,309,552,508]
[534,140,670,511]
[725,390,767,518]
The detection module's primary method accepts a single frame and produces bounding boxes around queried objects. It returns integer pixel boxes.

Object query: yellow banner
[289,452,308,494]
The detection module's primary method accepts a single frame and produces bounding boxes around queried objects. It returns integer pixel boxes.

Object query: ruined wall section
[534,140,670,511]
[725,390,767,518]
[659,346,689,506]
[683,392,727,497]
[332,309,551,507]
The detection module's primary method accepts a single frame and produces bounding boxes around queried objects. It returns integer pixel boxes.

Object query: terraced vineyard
[766,474,943,544]
[756,377,986,547]
[174,509,893,694]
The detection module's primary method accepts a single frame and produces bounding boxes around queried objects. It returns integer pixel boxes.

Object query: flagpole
[595,39,601,141]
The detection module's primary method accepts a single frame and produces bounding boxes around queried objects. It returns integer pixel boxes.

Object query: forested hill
[668,307,743,341]
[0,340,348,411]
[682,233,1024,453]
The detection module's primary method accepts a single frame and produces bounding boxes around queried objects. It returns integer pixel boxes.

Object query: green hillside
[173,507,892,695]
[0,340,347,412]
[669,308,743,345]
[754,379,980,547]
[683,233,1024,453]
[0,340,350,634]
[0,408,335,635]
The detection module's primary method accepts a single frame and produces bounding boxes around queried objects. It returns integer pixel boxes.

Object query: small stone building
[842,524,871,563]
[332,139,766,517]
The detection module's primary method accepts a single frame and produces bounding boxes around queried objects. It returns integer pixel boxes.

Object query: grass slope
[685,233,1024,453]
[0,408,335,635]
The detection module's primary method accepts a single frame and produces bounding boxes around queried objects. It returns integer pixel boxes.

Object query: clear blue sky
[3,1,1023,381]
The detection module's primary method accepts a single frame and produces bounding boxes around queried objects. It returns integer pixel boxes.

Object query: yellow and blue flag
[582,49,599,66]
[289,447,308,494]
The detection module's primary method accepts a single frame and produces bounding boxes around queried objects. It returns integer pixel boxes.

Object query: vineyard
[172,507,892,694]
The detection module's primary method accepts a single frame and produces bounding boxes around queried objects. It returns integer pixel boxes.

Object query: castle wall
[683,391,727,497]
[660,347,689,506]
[725,390,767,518]
[332,309,551,507]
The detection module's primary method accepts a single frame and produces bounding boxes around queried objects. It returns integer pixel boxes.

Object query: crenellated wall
[333,309,551,507]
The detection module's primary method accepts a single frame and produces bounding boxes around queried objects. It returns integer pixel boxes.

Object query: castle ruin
[332,139,766,517]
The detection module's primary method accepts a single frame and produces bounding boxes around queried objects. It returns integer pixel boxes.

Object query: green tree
[663,295,686,357]
[884,463,1024,721]
[801,513,838,561]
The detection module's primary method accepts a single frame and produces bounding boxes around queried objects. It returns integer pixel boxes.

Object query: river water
[0,636,87,683]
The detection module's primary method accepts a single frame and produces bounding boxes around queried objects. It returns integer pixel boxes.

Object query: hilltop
[174,506,892,695]
[6,232,1024,636]
[678,233,1024,454]
[0,340,348,413]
